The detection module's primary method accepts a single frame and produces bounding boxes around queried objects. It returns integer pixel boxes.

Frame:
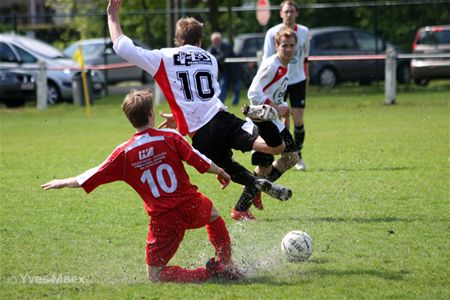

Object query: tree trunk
[208,0,220,32]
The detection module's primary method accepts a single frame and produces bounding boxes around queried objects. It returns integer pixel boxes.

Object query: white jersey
[263,23,309,85]
[114,35,225,136]
[248,54,289,132]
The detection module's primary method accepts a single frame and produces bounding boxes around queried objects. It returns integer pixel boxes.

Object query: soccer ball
[281,230,313,262]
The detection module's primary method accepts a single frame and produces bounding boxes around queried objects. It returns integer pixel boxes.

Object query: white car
[0,34,105,104]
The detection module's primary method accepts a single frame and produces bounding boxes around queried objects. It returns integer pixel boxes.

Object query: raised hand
[157,112,177,129]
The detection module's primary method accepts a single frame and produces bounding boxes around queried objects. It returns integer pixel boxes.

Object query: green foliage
[1,82,449,298]
[4,1,447,50]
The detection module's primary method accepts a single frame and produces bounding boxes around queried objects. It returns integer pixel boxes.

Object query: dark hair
[174,17,204,46]
[122,89,154,128]
[280,0,298,11]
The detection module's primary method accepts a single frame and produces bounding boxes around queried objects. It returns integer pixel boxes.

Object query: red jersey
[76,128,212,216]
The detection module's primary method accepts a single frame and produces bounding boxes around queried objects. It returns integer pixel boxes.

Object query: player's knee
[272,142,286,155]
[274,152,299,172]
[252,152,274,167]
[148,265,163,282]
[209,206,220,222]
[283,152,300,169]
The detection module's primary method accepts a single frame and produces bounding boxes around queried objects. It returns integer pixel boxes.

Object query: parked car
[63,38,153,85]
[0,69,35,107]
[233,33,265,87]
[0,34,105,104]
[411,25,450,85]
[308,27,411,88]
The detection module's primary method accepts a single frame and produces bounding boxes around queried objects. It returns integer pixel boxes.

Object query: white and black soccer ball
[281,230,313,262]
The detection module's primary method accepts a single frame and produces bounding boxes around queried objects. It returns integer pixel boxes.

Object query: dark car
[308,27,411,88]
[0,34,105,104]
[63,38,153,84]
[411,25,450,85]
[0,69,35,107]
[232,33,265,87]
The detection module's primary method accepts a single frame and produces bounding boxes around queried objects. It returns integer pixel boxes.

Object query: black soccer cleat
[254,178,292,201]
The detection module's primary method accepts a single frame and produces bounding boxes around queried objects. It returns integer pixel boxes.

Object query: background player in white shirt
[233,27,300,220]
[107,0,292,210]
[263,0,310,171]
[41,89,243,282]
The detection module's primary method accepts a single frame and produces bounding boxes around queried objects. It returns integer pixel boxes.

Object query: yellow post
[73,46,91,115]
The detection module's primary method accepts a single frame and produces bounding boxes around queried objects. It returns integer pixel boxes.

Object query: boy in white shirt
[233,26,300,220]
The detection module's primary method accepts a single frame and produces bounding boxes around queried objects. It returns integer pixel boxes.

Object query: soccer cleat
[254,178,292,201]
[231,208,256,221]
[295,158,306,171]
[252,192,264,210]
[242,104,278,122]
[206,258,244,281]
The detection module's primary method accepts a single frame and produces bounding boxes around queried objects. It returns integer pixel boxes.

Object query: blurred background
[0,0,449,107]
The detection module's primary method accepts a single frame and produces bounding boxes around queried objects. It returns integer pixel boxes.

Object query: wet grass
[1,82,449,299]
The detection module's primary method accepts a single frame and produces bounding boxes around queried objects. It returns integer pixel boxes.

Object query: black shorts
[191,111,259,168]
[284,80,306,109]
[254,121,283,147]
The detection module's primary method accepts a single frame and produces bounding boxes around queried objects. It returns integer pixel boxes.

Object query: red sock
[206,216,232,264]
[159,266,212,283]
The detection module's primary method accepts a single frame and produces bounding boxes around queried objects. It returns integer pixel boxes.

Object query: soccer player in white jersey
[233,27,300,220]
[263,0,310,171]
[41,89,243,282]
[107,0,292,207]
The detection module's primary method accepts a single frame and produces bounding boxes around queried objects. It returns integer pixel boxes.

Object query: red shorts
[145,192,213,266]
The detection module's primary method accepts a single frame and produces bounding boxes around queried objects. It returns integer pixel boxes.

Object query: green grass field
[1,83,449,299]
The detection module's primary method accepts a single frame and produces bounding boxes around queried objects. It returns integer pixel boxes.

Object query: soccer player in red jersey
[106,0,292,211]
[41,89,242,282]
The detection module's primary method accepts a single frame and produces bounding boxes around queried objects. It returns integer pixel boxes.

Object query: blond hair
[275,26,298,45]
[174,17,204,46]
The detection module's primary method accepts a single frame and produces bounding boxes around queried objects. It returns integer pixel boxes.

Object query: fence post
[385,47,397,105]
[154,82,164,105]
[36,60,47,110]
[256,50,263,68]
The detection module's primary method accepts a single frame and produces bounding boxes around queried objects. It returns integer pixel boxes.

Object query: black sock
[224,162,255,187]
[267,167,282,182]
[234,184,259,211]
[294,125,305,153]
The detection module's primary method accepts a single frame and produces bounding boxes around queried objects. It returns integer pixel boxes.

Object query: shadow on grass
[300,267,409,281]
[234,267,409,286]
[312,166,413,173]
[261,216,418,223]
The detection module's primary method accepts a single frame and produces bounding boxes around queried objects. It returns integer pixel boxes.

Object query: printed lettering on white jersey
[174,51,213,66]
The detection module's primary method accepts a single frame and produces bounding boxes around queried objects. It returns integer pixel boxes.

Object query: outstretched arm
[107,0,124,43]
[207,163,230,190]
[41,177,80,190]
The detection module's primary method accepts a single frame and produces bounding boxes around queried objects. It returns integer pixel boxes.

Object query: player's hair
[275,26,298,45]
[280,0,298,11]
[122,89,154,128]
[174,17,204,46]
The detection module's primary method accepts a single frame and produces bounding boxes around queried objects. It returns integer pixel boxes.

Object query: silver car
[0,34,105,104]
[411,25,450,85]
[63,38,153,84]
